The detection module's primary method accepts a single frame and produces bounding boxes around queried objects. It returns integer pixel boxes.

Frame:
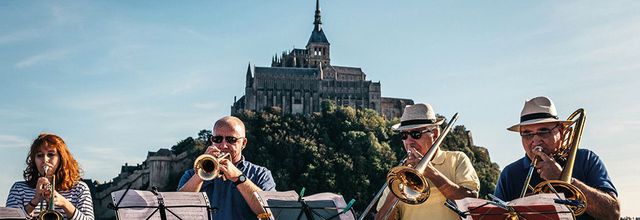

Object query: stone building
[91,149,191,220]
[231,0,412,118]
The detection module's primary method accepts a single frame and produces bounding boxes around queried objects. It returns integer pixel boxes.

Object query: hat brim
[507,118,573,132]
[392,118,444,131]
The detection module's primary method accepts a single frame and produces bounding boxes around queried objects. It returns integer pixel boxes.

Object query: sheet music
[454,194,573,220]
[255,191,355,220]
[111,189,210,220]
[0,207,27,220]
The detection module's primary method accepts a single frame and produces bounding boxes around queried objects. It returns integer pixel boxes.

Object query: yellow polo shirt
[376,150,480,220]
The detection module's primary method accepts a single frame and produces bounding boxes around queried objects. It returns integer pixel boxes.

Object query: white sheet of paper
[111,189,210,220]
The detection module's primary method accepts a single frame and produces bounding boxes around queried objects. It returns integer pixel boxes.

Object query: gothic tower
[306,0,330,68]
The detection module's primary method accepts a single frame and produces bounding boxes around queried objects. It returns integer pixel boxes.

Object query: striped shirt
[6,181,94,220]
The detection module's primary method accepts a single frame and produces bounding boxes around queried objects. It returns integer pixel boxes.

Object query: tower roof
[307,0,329,45]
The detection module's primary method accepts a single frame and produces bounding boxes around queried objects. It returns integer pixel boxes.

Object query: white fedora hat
[392,103,444,131]
[507,96,572,132]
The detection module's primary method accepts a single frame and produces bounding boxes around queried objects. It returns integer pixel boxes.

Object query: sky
[1,0,639,217]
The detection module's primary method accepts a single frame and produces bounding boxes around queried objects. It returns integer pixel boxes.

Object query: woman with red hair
[6,133,94,220]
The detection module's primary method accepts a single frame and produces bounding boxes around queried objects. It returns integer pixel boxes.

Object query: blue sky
[1,0,639,216]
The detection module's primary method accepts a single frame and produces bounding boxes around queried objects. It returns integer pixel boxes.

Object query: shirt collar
[235,155,247,169]
[430,148,446,165]
[521,154,532,169]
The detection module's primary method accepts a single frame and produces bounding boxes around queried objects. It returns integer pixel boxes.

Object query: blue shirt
[494,148,617,220]
[178,156,276,220]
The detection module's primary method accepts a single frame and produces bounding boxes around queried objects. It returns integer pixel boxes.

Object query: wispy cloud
[0,29,40,45]
[15,49,70,68]
[193,102,220,110]
[0,135,30,149]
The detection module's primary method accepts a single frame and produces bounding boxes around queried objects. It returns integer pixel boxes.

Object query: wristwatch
[233,174,247,186]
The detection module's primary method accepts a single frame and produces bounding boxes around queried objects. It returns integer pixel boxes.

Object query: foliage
[234,102,501,214]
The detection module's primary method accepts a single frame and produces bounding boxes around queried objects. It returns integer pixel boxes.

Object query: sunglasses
[400,129,434,140]
[520,124,561,140]
[211,136,245,144]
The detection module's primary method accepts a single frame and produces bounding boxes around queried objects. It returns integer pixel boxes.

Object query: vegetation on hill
[168,102,501,215]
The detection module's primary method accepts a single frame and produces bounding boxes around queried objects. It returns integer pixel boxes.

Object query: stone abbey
[231,0,413,119]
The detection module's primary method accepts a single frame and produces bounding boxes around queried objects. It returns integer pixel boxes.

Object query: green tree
[235,102,500,215]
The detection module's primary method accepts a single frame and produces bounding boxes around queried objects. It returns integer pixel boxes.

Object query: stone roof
[307,29,329,45]
[254,66,319,78]
[148,148,172,157]
[331,66,364,76]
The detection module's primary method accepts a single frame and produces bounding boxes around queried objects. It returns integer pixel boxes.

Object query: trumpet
[38,165,64,220]
[194,152,231,181]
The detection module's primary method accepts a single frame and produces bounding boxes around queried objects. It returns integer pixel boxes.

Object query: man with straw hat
[375,103,479,220]
[495,96,619,220]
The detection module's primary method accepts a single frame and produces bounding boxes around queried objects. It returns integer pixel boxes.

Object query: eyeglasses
[400,129,434,140]
[520,124,561,140]
[211,136,245,144]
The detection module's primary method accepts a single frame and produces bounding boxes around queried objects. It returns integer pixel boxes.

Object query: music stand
[109,186,212,220]
[255,188,356,220]
[446,194,576,220]
[0,207,27,220]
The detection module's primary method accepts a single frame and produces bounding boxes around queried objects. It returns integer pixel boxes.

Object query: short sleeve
[177,169,196,190]
[255,169,276,191]
[454,153,480,192]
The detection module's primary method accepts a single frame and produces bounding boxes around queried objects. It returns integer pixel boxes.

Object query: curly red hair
[23,133,82,191]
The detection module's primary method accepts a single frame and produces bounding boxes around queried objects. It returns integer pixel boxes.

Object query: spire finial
[314,0,322,32]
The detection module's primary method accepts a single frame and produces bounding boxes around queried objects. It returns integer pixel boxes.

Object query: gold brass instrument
[194,152,231,181]
[386,113,459,205]
[521,108,588,216]
[38,165,64,220]
[358,158,407,220]
[519,146,542,198]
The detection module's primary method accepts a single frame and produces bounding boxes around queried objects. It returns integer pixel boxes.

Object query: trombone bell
[387,166,430,204]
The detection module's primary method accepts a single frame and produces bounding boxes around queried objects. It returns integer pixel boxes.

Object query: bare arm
[425,164,478,200]
[178,174,204,192]
[234,180,268,215]
[572,178,620,220]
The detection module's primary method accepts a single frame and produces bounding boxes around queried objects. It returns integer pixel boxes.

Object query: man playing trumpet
[375,103,480,219]
[178,116,276,219]
[494,96,620,220]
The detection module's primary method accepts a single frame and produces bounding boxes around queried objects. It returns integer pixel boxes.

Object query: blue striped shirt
[6,181,94,220]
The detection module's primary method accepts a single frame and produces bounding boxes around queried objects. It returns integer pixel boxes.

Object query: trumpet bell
[39,210,64,220]
[533,180,587,216]
[386,166,430,204]
[194,154,221,181]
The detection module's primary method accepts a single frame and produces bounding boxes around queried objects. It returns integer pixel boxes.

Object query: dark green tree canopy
[234,102,500,214]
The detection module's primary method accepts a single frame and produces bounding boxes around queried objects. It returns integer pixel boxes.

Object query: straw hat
[507,96,571,132]
[392,103,444,131]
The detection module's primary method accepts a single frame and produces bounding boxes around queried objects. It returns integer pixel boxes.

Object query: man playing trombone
[178,116,276,219]
[494,96,620,220]
[375,103,480,220]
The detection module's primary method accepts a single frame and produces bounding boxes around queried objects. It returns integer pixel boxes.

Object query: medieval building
[231,0,413,119]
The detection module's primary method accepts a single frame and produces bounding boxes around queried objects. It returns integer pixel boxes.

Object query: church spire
[314,0,322,32]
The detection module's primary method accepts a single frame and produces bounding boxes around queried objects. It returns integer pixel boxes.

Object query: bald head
[214,116,246,136]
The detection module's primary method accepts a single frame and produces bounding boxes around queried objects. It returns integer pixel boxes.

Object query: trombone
[38,165,64,220]
[194,152,231,181]
[358,158,407,220]
[372,113,459,219]
[386,113,459,204]
[519,108,588,216]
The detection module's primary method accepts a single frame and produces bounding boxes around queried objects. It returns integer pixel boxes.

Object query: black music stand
[446,194,577,220]
[0,207,27,220]
[109,186,212,220]
[257,188,356,220]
